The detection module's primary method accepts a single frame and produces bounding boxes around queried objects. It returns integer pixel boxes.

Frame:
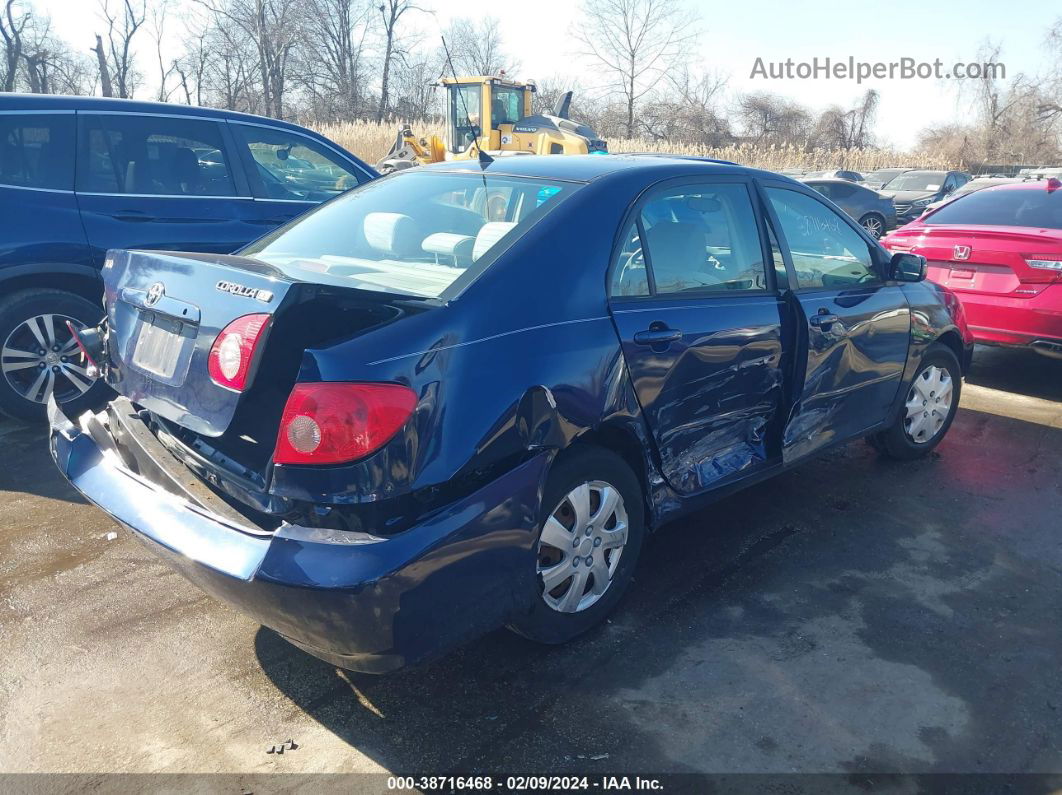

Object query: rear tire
[508,447,644,645]
[0,289,108,423]
[860,213,886,240]
[871,344,961,460]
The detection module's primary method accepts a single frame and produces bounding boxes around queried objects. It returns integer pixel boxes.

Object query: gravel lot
[1,346,1060,780]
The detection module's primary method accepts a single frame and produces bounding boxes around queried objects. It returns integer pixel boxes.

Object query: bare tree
[1,0,29,92]
[148,0,179,101]
[814,89,880,152]
[305,0,372,119]
[191,0,307,118]
[97,0,146,98]
[92,34,113,96]
[390,49,442,118]
[376,0,425,121]
[442,17,518,77]
[571,0,698,137]
[735,92,812,147]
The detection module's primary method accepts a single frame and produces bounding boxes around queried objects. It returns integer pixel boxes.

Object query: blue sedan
[49,155,973,672]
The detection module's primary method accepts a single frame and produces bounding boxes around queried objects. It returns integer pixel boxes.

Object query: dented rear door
[607,176,787,496]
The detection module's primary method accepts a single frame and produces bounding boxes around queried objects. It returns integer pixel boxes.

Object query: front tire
[871,344,961,460]
[0,289,107,422]
[508,447,644,644]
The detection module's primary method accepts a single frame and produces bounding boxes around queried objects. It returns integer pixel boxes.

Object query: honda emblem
[953,245,971,261]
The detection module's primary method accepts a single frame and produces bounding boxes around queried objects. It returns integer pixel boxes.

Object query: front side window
[242,171,578,299]
[767,188,878,289]
[232,124,364,201]
[0,113,75,190]
[925,187,1062,229]
[77,114,235,196]
[610,182,767,298]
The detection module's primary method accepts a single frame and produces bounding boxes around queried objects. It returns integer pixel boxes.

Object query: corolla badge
[145,282,165,306]
[953,245,971,261]
[216,280,274,303]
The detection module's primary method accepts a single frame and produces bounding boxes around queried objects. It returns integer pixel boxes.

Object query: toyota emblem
[145,282,165,306]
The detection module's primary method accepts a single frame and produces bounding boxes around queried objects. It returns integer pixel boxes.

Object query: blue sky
[38,0,1059,148]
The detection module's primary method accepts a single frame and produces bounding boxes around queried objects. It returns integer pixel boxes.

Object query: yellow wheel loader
[376,76,608,172]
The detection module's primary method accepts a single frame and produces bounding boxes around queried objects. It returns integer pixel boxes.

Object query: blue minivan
[0,94,376,420]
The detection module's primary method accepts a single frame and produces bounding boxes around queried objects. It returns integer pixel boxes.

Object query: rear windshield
[925,187,1062,229]
[242,170,579,299]
[886,172,945,191]
[867,169,903,183]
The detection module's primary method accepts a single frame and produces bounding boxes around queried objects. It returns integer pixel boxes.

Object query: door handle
[809,312,840,328]
[634,327,683,346]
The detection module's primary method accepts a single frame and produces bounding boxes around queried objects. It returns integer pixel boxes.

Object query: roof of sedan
[977,178,1062,192]
[420,154,775,183]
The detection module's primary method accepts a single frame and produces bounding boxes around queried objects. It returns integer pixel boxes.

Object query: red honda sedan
[881,179,1062,359]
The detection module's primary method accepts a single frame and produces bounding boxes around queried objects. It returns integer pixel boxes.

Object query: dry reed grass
[313,119,954,172]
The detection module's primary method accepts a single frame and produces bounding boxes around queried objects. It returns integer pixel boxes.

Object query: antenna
[440,35,493,167]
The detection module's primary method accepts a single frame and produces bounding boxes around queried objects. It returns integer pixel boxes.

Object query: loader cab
[443,77,533,156]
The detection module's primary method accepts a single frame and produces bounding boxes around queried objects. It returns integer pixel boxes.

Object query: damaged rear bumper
[48,397,547,673]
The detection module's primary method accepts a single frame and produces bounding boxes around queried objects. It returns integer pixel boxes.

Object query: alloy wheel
[1,313,95,405]
[904,365,954,444]
[537,480,629,613]
[862,216,884,239]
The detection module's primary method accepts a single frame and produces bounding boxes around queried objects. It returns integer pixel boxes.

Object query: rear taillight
[274,383,418,465]
[207,313,270,392]
[1025,256,1062,272]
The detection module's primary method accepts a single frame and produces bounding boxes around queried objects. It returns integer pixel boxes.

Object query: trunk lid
[890,225,1062,298]
[102,249,422,443]
[103,249,298,437]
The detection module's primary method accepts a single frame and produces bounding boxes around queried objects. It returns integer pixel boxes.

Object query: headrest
[364,212,420,257]
[645,222,706,277]
[422,232,475,260]
[472,221,518,261]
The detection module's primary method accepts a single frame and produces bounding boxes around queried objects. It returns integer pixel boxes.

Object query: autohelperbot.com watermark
[750,56,1006,83]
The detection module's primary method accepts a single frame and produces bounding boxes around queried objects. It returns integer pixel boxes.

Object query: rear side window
[610,182,768,297]
[77,114,236,196]
[0,113,75,190]
[767,187,878,289]
[231,123,365,201]
[925,187,1062,229]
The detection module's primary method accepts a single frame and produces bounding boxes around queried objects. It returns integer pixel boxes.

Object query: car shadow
[0,418,88,505]
[254,406,1062,775]
[965,345,1062,402]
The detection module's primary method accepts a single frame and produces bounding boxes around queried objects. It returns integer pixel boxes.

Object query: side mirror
[890,252,927,282]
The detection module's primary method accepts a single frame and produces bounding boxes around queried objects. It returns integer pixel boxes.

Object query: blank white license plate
[132,317,186,379]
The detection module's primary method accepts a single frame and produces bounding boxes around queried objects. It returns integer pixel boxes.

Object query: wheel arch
[933,329,967,374]
[554,421,657,532]
[0,264,103,305]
